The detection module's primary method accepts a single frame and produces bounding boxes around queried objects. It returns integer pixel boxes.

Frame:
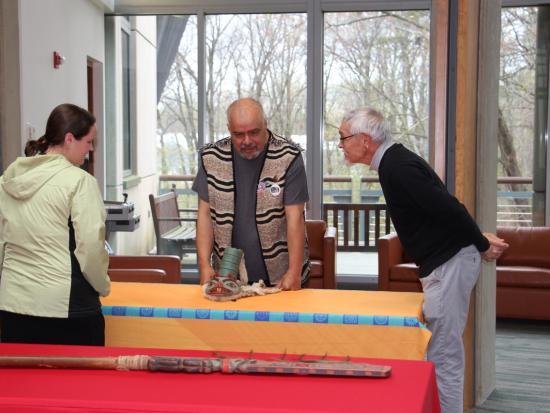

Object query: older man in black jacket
[338,107,508,413]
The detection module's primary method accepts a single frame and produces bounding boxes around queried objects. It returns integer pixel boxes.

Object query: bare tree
[207,14,307,139]
[498,7,537,224]
[499,7,536,176]
[157,13,308,195]
[323,10,430,182]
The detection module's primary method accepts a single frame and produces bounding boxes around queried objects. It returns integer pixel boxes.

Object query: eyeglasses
[338,133,360,144]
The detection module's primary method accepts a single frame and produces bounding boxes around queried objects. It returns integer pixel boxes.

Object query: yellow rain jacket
[0,154,110,318]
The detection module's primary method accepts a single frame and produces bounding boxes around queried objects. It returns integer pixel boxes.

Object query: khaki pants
[420,245,481,413]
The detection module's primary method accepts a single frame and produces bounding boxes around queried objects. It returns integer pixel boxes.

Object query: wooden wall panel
[454,0,480,409]
[429,0,449,179]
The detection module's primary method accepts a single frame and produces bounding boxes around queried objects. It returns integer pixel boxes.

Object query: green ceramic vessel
[219,247,243,276]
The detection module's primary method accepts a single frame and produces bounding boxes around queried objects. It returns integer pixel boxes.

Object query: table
[101,283,431,360]
[0,343,441,413]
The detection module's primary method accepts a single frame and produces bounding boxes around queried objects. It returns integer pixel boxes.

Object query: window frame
[111,0,431,218]
[120,17,136,178]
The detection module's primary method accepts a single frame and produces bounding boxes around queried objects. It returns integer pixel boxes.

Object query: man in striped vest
[192,98,310,290]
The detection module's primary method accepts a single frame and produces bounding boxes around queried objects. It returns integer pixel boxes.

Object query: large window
[324,10,430,162]
[119,3,433,222]
[205,14,307,147]
[156,16,198,210]
[156,13,307,210]
[322,10,430,247]
[157,13,307,185]
[499,6,549,226]
[157,16,198,177]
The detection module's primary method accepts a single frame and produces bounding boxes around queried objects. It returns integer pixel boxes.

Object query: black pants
[0,311,105,346]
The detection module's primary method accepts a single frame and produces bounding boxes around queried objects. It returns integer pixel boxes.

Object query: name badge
[269,184,281,197]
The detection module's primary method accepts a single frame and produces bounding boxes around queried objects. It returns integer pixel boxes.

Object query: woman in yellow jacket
[0,103,110,345]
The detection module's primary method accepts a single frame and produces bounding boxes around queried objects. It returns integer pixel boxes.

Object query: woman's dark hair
[24,103,96,156]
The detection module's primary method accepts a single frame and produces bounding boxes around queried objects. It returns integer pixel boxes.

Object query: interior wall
[454,1,480,409]
[118,16,157,255]
[0,1,3,173]
[104,16,123,205]
[104,15,157,255]
[88,58,106,193]
[475,0,501,404]
[0,0,22,171]
[18,0,105,168]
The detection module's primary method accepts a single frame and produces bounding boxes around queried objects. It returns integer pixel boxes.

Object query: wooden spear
[0,355,391,377]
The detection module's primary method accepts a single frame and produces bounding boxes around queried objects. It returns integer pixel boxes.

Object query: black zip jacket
[378,144,489,277]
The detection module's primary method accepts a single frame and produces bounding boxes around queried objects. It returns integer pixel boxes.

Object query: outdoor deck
[336,251,378,290]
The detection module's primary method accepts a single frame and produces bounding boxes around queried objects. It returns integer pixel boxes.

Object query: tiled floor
[467,319,550,413]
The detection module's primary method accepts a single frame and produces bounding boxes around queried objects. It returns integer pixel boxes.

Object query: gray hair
[342,107,392,144]
[226,97,267,124]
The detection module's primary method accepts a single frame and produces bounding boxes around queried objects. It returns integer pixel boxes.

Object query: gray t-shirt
[192,147,309,283]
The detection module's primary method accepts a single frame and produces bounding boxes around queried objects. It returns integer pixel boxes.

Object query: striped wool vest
[200,132,310,286]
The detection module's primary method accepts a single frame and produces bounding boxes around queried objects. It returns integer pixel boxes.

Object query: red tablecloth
[0,344,440,413]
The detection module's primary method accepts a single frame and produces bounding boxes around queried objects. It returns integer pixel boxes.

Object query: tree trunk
[497,108,529,225]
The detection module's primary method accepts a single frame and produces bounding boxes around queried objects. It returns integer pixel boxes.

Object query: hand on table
[276,271,301,291]
[199,265,216,285]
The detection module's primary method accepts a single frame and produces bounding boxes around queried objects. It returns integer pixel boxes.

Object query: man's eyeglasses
[338,133,360,144]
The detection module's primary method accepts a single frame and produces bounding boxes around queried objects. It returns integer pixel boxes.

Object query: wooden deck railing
[323,203,391,252]
[159,174,535,251]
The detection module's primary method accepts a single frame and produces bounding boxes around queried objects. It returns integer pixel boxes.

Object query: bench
[149,192,196,259]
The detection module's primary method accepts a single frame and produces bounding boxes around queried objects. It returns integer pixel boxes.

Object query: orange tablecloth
[102,283,431,360]
[0,343,441,413]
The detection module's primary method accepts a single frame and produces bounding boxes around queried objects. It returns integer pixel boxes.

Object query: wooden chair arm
[377,233,404,290]
[109,255,181,284]
[108,268,168,283]
[322,226,337,289]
